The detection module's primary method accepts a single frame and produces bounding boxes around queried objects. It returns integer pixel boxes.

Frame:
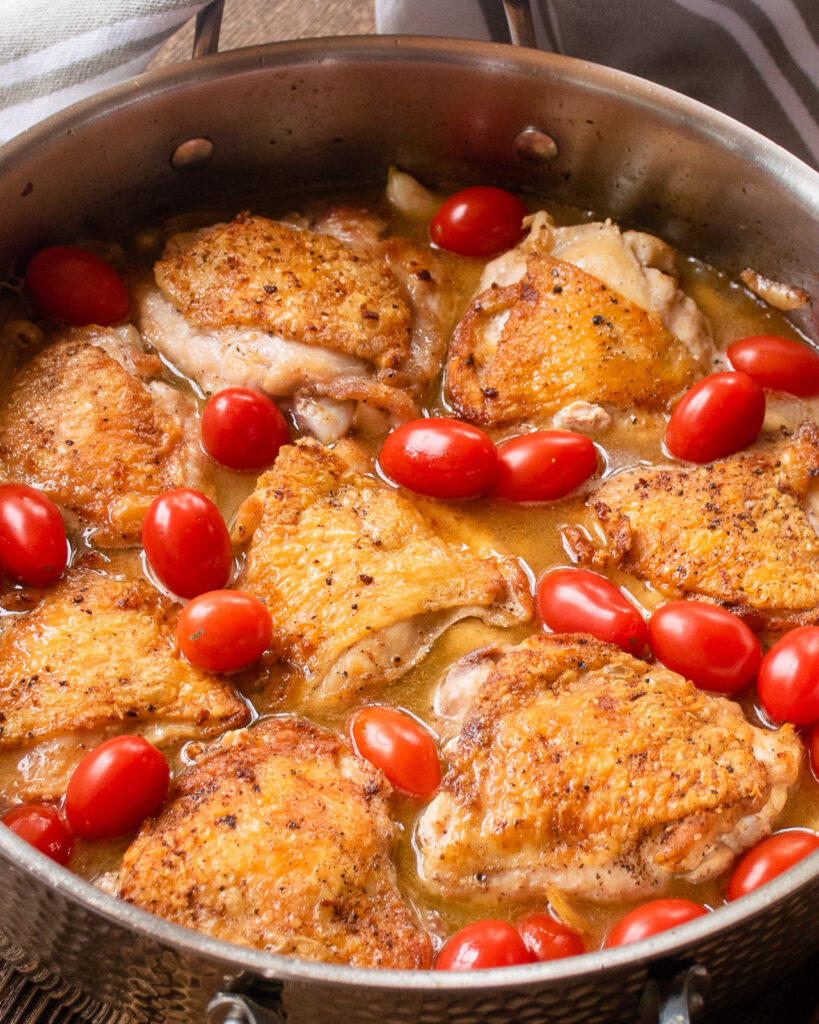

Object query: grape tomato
[518,913,585,961]
[1,802,73,865]
[349,706,441,799]
[0,483,68,586]
[429,187,528,258]
[727,830,819,900]
[495,431,598,502]
[435,919,533,970]
[26,245,130,326]
[604,899,708,947]
[142,489,232,600]
[537,568,648,654]
[665,371,765,463]
[201,388,290,471]
[757,625,819,725]
[648,601,761,694]
[727,334,819,397]
[378,417,498,499]
[177,589,272,673]
[65,735,169,840]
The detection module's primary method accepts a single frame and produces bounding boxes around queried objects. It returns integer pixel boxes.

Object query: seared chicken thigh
[232,438,533,710]
[135,211,454,442]
[0,331,206,546]
[417,634,801,903]
[0,559,248,804]
[445,213,712,430]
[118,717,432,968]
[566,423,819,629]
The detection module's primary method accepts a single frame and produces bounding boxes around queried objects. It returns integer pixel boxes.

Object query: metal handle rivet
[514,127,559,164]
[171,137,215,173]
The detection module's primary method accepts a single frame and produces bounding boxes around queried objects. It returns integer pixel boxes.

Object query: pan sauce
[1,182,818,956]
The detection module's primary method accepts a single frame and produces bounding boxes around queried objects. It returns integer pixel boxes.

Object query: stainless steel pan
[0,7,817,1023]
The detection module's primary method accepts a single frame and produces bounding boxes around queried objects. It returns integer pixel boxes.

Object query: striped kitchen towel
[0,0,210,145]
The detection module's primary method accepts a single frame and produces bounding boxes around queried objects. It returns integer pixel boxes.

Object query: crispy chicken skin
[0,559,248,804]
[566,423,819,629]
[154,213,411,369]
[0,331,206,546]
[445,213,711,429]
[232,438,533,709]
[417,634,801,903]
[138,212,455,441]
[118,717,432,969]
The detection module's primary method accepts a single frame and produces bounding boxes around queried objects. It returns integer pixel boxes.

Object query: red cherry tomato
[379,418,498,499]
[727,830,819,900]
[495,431,598,503]
[757,625,819,725]
[435,919,533,970]
[177,589,272,673]
[0,483,68,586]
[349,706,441,799]
[142,489,232,599]
[648,601,762,694]
[1,803,73,865]
[518,913,585,961]
[201,388,290,471]
[727,334,819,397]
[665,371,765,463]
[807,722,819,780]
[604,899,708,947]
[65,735,169,840]
[429,186,528,258]
[536,568,648,654]
[26,245,130,326]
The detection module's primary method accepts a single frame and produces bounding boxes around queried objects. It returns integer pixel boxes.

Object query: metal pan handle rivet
[170,137,215,172]
[514,127,559,163]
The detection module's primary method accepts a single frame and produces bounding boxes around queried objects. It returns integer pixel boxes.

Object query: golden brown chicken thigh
[445,213,711,430]
[118,717,432,968]
[0,330,206,546]
[136,211,455,442]
[231,438,533,711]
[566,422,819,629]
[0,558,248,804]
[417,634,801,904]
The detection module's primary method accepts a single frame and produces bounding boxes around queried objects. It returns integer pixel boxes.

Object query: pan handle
[207,990,284,1024]
[191,0,539,57]
[640,962,711,1024]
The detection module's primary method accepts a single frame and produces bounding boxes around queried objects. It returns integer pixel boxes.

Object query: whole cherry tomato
[177,589,272,673]
[1,803,73,865]
[604,899,708,947]
[142,489,232,599]
[201,388,290,471]
[648,601,762,694]
[727,830,819,900]
[435,919,533,970]
[26,245,130,326]
[349,706,441,799]
[0,483,68,586]
[65,735,169,840]
[727,334,819,397]
[517,913,585,961]
[495,431,598,502]
[757,625,819,725]
[429,186,528,258]
[807,722,819,780]
[665,371,765,463]
[379,418,498,499]
[536,568,648,654]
